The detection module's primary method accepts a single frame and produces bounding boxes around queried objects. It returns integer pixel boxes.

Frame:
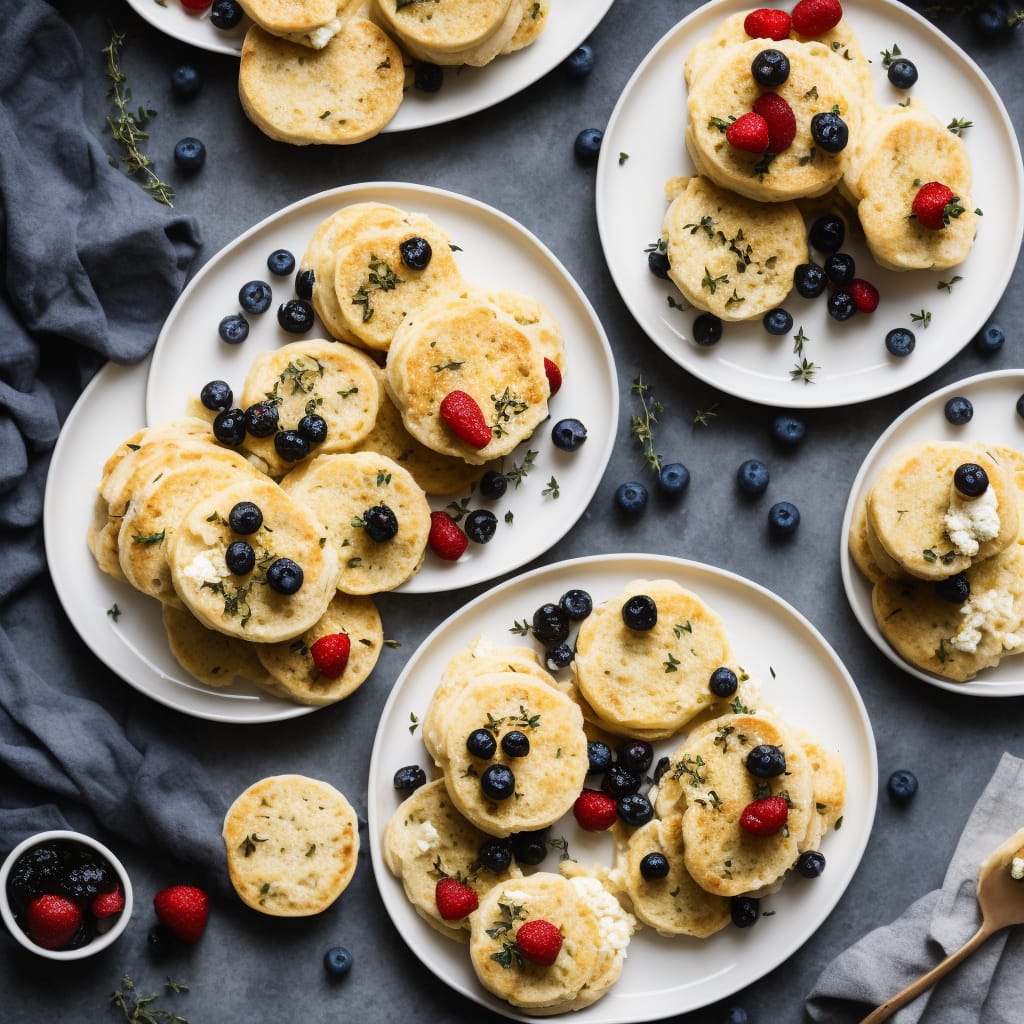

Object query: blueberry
[885,327,916,357]
[737,458,769,496]
[479,470,508,500]
[532,603,570,644]
[827,290,857,322]
[565,43,595,79]
[323,946,353,977]
[210,0,244,29]
[723,1009,750,1024]
[809,214,846,253]
[477,838,513,873]
[887,57,918,89]
[239,280,273,314]
[944,396,974,425]
[413,62,443,92]
[509,830,548,865]
[824,252,855,287]
[795,850,826,878]
[975,1,1017,37]
[551,418,588,451]
[295,268,315,300]
[617,792,654,826]
[974,323,1005,355]
[244,400,279,437]
[935,572,970,604]
[277,298,315,333]
[730,895,760,928]
[559,589,593,621]
[587,741,613,774]
[658,462,690,496]
[544,642,574,671]
[771,414,805,448]
[1018,394,1024,421]
[171,64,202,98]
[794,261,828,298]
[399,236,432,271]
[709,666,738,697]
[274,429,310,463]
[218,313,250,345]
[229,501,263,534]
[481,763,516,800]
[501,731,530,758]
[693,312,723,346]
[393,764,427,792]
[745,744,786,778]
[266,557,304,594]
[297,413,328,446]
[768,500,800,537]
[602,763,641,798]
[200,379,233,412]
[617,739,654,774]
[464,508,497,544]
[362,504,399,542]
[887,769,918,803]
[648,248,671,279]
[213,408,246,446]
[615,481,648,515]
[173,137,206,172]
[763,307,793,335]
[266,249,295,276]
[621,594,657,631]
[639,852,670,880]
[574,127,603,162]
[466,729,497,759]
[751,47,790,86]
[954,462,989,497]
[225,540,255,575]
[810,111,849,152]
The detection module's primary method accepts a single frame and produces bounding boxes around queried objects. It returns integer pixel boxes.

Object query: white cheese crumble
[1011,855,1024,881]
[944,486,1000,557]
[569,876,636,956]
[284,18,342,49]
[948,588,1024,653]
[181,549,229,585]
[411,820,440,854]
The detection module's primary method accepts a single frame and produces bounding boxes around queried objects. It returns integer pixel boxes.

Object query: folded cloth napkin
[0,0,228,876]
[806,752,1024,1024]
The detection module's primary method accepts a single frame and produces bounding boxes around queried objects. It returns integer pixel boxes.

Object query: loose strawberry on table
[153,884,210,944]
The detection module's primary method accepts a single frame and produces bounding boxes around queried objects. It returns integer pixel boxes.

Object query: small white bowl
[0,830,133,960]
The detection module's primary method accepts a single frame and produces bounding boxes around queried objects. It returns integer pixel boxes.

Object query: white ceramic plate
[367,553,876,1022]
[43,358,312,723]
[123,0,614,132]
[596,0,1024,409]
[841,370,1024,696]
[146,182,616,593]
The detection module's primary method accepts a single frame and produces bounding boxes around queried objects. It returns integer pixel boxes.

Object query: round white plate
[367,553,876,1022]
[596,0,1024,409]
[124,0,614,132]
[841,369,1024,696]
[43,358,312,723]
[146,182,617,594]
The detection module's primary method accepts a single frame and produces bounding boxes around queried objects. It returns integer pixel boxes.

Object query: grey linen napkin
[0,0,228,877]
[806,752,1024,1024]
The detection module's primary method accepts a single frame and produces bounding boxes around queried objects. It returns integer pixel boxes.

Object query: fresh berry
[935,572,970,604]
[323,946,353,977]
[229,500,263,534]
[794,261,827,298]
[551,418,587,451]
[266,557,304,594]
[559,589,593,620]
[808,213,845,252]
[311,633,351,678]
[587,741,613,774]
[639,852,670,880]
[479,470,508,500]
[827,290,857,322]
[848,278,879,313]
[795,850,826,878]
[393,764,427,792]
[911,182,964,231]
[974,323,1005,355]
[731,895,761,928]
[887,58,918,89]
[954,462,989,497]
[239,279,273,314]
[973,1,1018,37]
[743,8,792,40]
[746,744,787,778]
[751,92,796,152]
[25,894,83,950]
[726,112,770,154]
[574,127,603,162]
[509,830,549,865]
[428,510,468,561]
[573,789,619,831]
[885,327,916,357]
[213,408,246,446]
[621,593,657,630]
[277,298,315,333]
[771,413,805,447]
[274,429,310,462]
[477,838,513,873]
[171,64,202,98]
[601,764,642,798]
[413,62,443,91]
[266,249,295,276]
[173,137,206,172]
[763,307,793,335]
[888,769,919,803]
[824,252,855,287]
[481,764,516,800]
[737,458,770,496]
[533,602,570,643]
[724,1008,751,1024]
[180,0,213,9]
[740,795,789,835]
[435,877,478,920]
[243,400,279,437]
[440,390,491,448]
[466,728,498,759]
[91,886,125,919]
[295,268,315,299]
[200,379,233,411]
[565,42,596,79]
[210,0,244,29]
[810,110,848,152]
[693,312,723,346]
[218,313,249,344]
[648,247,671,278]
[544,357,563,395]
[501,731,531,758]
[617,792,655,826]
[153,884,209,943]
[516,919,562,966]
[464,509,497,544]
[658,462,690,496]
[545,642,574,671]
[751,48,790,87]
[1018,394,1024,421]
[709,666,738,697]
[615,481,649,515]
[768,500,801,537]
[297,413,328,445]
[399,236,432,271]
[790,0,843,37]
[362,504,399,542]
[944,396,974,425]
[225,540,255,575]
[618,739,654,774]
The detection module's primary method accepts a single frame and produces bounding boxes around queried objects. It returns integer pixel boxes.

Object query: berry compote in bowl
[1,829,133,960]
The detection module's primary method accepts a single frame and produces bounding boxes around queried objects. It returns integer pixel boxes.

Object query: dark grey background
[6,0,1024,1021]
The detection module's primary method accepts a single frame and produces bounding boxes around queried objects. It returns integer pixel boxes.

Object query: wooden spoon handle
[857,924,994,1024]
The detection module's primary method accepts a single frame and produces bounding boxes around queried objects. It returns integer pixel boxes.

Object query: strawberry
[428,510,468,561]
[573,789,618,832]
[848,278,879,313]
[725,112,770,154]
[790,0,843,37]
[751,92,796,153]
[911,181,965,230]
[180,0,213,9]
[515,919,563,966]
[26,894,82,950]
[435,877,478,921]
[739,795,789,836]
[91,886,125,920]
[543,357,562,395]
[743,7,792,39]
[440,390,491,449]
[153,884,209,943]
[310,632,351,678]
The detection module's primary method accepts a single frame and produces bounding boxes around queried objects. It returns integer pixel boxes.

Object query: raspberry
[743,7,792,39]
[428,510,469,561]
[751,92,796,152]
[739,795,789,836]
[848,278,879,313]
[911,181,965,231]
[439,390,491,448]
[26,894,82,950]
[543,357,562,395]
[572,789,619,831]
[310,633,351,678]
[516,919,563,966]
[725,112,770,154]
[435,877,478,921]
[790,0,843,37]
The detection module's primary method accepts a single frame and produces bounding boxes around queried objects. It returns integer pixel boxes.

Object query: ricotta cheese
[569,875,635,956]
[181,548,229,585]
[949,587,1024,654]
[285,18,342,49]
[944,486,999,557]
[1011,855,1024,881]
[411,820,440,854]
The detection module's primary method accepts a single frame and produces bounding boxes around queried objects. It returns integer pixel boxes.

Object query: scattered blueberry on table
[565,43,596,79]
[323,946,353,978]
[573,127,603,162]
[658,462,690,496]
[170,64,202,98]
[771,414,805,448]
[737,459,770,496]
[615,481,648,516]
[973,322,1005,354]
[767,500,800,538]
[173,137,206,172]
[888,769,919,804]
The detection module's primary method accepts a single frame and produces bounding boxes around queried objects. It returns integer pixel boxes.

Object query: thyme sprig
[629,376,663,473]
[111,976,189,1024]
